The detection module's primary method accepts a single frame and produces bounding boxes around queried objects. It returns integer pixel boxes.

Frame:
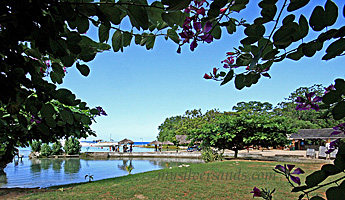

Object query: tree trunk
[234,149,238,158]
[0,140,16,175]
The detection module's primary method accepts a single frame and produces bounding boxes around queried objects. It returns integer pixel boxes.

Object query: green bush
[30,140,42,152]
[201,147,223,163]
[51,141,63,155]
[63,137,81,155]
[40,143,52,157]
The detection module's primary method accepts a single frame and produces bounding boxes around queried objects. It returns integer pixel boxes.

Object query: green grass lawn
[17,160,328,200]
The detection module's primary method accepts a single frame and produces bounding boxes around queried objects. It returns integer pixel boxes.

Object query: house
[289,128,345,150]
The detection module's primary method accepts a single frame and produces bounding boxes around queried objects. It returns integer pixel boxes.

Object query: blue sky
[59,1,345,142]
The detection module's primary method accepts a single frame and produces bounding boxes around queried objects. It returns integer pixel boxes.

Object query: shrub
[30,140,42,152]
[40,143,52,157]
[63,137,81,155]
[201,147,223,163]
[51,141,63,155]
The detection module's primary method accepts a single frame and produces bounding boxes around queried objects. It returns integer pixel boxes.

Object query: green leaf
[162,0,192,11]
[236,54,252,66]
[53,89,78,106]
[321,164,343,176]
[302,41,323,57]
[244,24,265,37]
[287,0,310,12]
[322,38,345,60]
[90,108,100,115]
[135,35,142,45]
[262,49,279,60]
[326,182,345,200]
[226,19,237,34]
[221,70,234,86]
[45,116,56,128]
[127,5,149,30]
[322,90,342,105]
[76,15,89,34]
[335,79,345,94]
[145,34,156,50]
[40,104,55,118]
[235,74,246,90]
[37,123,50,135]
[167,29,179,44]
[305,170,328,187]
[76,63,90,77]
[99,24,110,43]
[273,24,296,48]
[254,1,277,24]
[332,101,345,120]
[122,31,132,47]
[61,55,75,67]
[324,0,338,27]
[298,15,309,39]
[112,30,123,52]
[50,72,63,84]
[310,6,326,31]
[211,25,221,40]
[99,5,125,25]
[61,110,74,125]
[230,0,249,12]
[287,46,304,60]
[283,14,295,25]
[161,12,186,27]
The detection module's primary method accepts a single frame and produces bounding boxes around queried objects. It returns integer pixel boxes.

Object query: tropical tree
[51,141,63,155]
[190,111,292,158]
[232,101,273,113]
[63,137,81,155]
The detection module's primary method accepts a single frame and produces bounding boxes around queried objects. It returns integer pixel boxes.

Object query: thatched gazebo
[148,140,162,145]
[118,138,134,144]
[162,141,174,145]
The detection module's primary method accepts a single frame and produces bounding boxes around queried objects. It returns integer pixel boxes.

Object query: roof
[290,128,345,139]
[175,135,192,144]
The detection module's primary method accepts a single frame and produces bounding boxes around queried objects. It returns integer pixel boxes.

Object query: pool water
[1,148,203,188]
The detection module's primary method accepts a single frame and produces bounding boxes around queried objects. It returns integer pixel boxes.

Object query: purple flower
[250,187,261,197]
[295,92,322,111]
[326,139,339,154]
[275,164,304,185]
[30,115,41,124]
[190,40,198,51]
[96,106,107,116]
[331,123,345,136]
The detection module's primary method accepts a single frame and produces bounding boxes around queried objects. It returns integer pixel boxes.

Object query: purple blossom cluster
[96,106,107,116]
[178,0,213,53]
[326,139,339,154]
[275,164,304,185]
[30,115,41,124]
[331,123,345,136]
[295,92,322,111]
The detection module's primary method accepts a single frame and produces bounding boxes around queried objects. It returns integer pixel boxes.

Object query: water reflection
[30,159,42,174]
[52,159,63,171]
[117,159,133,172]
[64,159,81,174]
[41,159,53,170]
